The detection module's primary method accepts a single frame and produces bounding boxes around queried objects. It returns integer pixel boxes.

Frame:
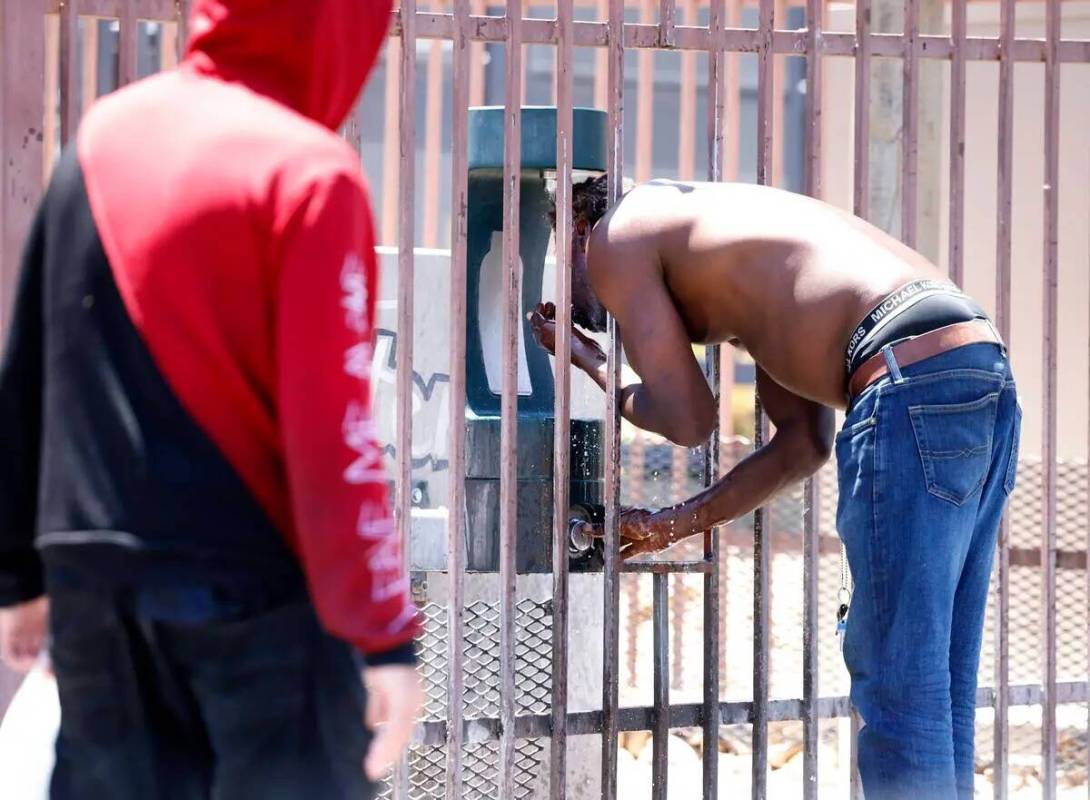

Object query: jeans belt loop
[982,317,1007,357]
[881,344,904,384]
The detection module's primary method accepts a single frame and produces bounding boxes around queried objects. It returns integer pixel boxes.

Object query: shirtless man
[530,175,1021,800]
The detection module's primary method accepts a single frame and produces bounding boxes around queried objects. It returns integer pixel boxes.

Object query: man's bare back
[591,180,950,409]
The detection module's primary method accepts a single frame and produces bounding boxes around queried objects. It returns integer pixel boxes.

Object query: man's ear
[574,218,590,238]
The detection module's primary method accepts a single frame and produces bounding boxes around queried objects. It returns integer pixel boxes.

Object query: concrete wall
[822,1,1090,461]
[371,246,606,527]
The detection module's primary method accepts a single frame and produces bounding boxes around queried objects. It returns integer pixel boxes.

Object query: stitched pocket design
[909,392,1000,506]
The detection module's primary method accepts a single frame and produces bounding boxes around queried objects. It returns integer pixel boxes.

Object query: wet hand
[528,302,558,356]
[527,302,606,368]
[578,508,683,560]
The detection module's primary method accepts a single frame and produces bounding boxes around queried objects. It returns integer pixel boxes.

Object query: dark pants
[46,569,374,800]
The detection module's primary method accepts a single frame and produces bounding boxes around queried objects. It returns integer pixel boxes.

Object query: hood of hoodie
[185,0,392,131]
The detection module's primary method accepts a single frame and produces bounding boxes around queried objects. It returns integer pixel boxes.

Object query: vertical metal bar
[702,350,722,800]
[550,0,574,796]
[1041,1,1060,796]
[659,0,675,48]
[704,3,725,799]
[801,1,822,797]
[901,0,918,248]
[849,8,871,794]
[636,0,654,183]
[595,0,609,111]
[755,0,774,189]
[853,0,872,221]
[707,0,725,185]
[947,0,966,285]
[724,0,742,183]
[118,2,138,87]
[382,37,401,246]
[423,40,444,248]
[771,0,786,188]
[801,475,820,800]
[469,0,486,107]
[393,3,417,795]
[752,1,774,798]
[752,401,771,800]
[498,0,523,795]
[0,0,46,331]
[446,1,470,796]
[850,712,863,800]
[43,15,59,178]
[717,347,733,702]
[176,0,190,59]
[652,574,670,800]
[676,0,696,181]
[993,1,1014,797]
[59,0,80,146]
[82,18,99,111]
[160,20,179,71]
[602,0,625,795]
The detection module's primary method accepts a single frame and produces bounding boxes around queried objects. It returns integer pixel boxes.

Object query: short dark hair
[548,173,610,230]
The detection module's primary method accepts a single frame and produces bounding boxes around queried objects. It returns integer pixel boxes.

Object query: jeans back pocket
[909,391,1000,506]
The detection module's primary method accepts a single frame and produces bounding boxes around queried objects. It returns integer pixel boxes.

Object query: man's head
[550,174,612,333]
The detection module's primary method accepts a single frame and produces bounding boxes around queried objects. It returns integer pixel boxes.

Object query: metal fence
[1,1,1089,799]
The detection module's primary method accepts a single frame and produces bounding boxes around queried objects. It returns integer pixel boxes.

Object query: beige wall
[822,1,1090,460]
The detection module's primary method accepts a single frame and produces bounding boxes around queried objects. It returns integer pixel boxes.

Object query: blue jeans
[836,342,1021,800]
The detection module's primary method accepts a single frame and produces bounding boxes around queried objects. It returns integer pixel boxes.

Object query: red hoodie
[67,0,418,656]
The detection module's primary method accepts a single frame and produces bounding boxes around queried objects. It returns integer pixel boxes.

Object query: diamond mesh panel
[515,599,554,715]
[375,599,551,797]
[418,604,448,721]
[463,742,498,799]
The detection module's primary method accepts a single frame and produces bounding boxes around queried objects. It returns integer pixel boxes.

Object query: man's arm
[277,169,420,658]
[621,368,834,557]
[276,165,422,779]
[577,236,716,447]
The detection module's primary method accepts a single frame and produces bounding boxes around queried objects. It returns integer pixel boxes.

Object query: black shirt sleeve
[361,641,419,668]
[0,200,47,606]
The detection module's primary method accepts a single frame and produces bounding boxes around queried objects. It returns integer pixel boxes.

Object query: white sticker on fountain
[477,230,533,397]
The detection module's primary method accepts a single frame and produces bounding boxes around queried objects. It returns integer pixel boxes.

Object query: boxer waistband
[844,279,989,378]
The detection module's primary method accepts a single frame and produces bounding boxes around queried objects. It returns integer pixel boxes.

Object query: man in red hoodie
[0,1,421,796]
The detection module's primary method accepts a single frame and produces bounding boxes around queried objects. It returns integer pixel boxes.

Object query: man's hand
[527,302,606,370]
[579,508,684,561]
[0,596,49,673]
[363,663,424,781]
